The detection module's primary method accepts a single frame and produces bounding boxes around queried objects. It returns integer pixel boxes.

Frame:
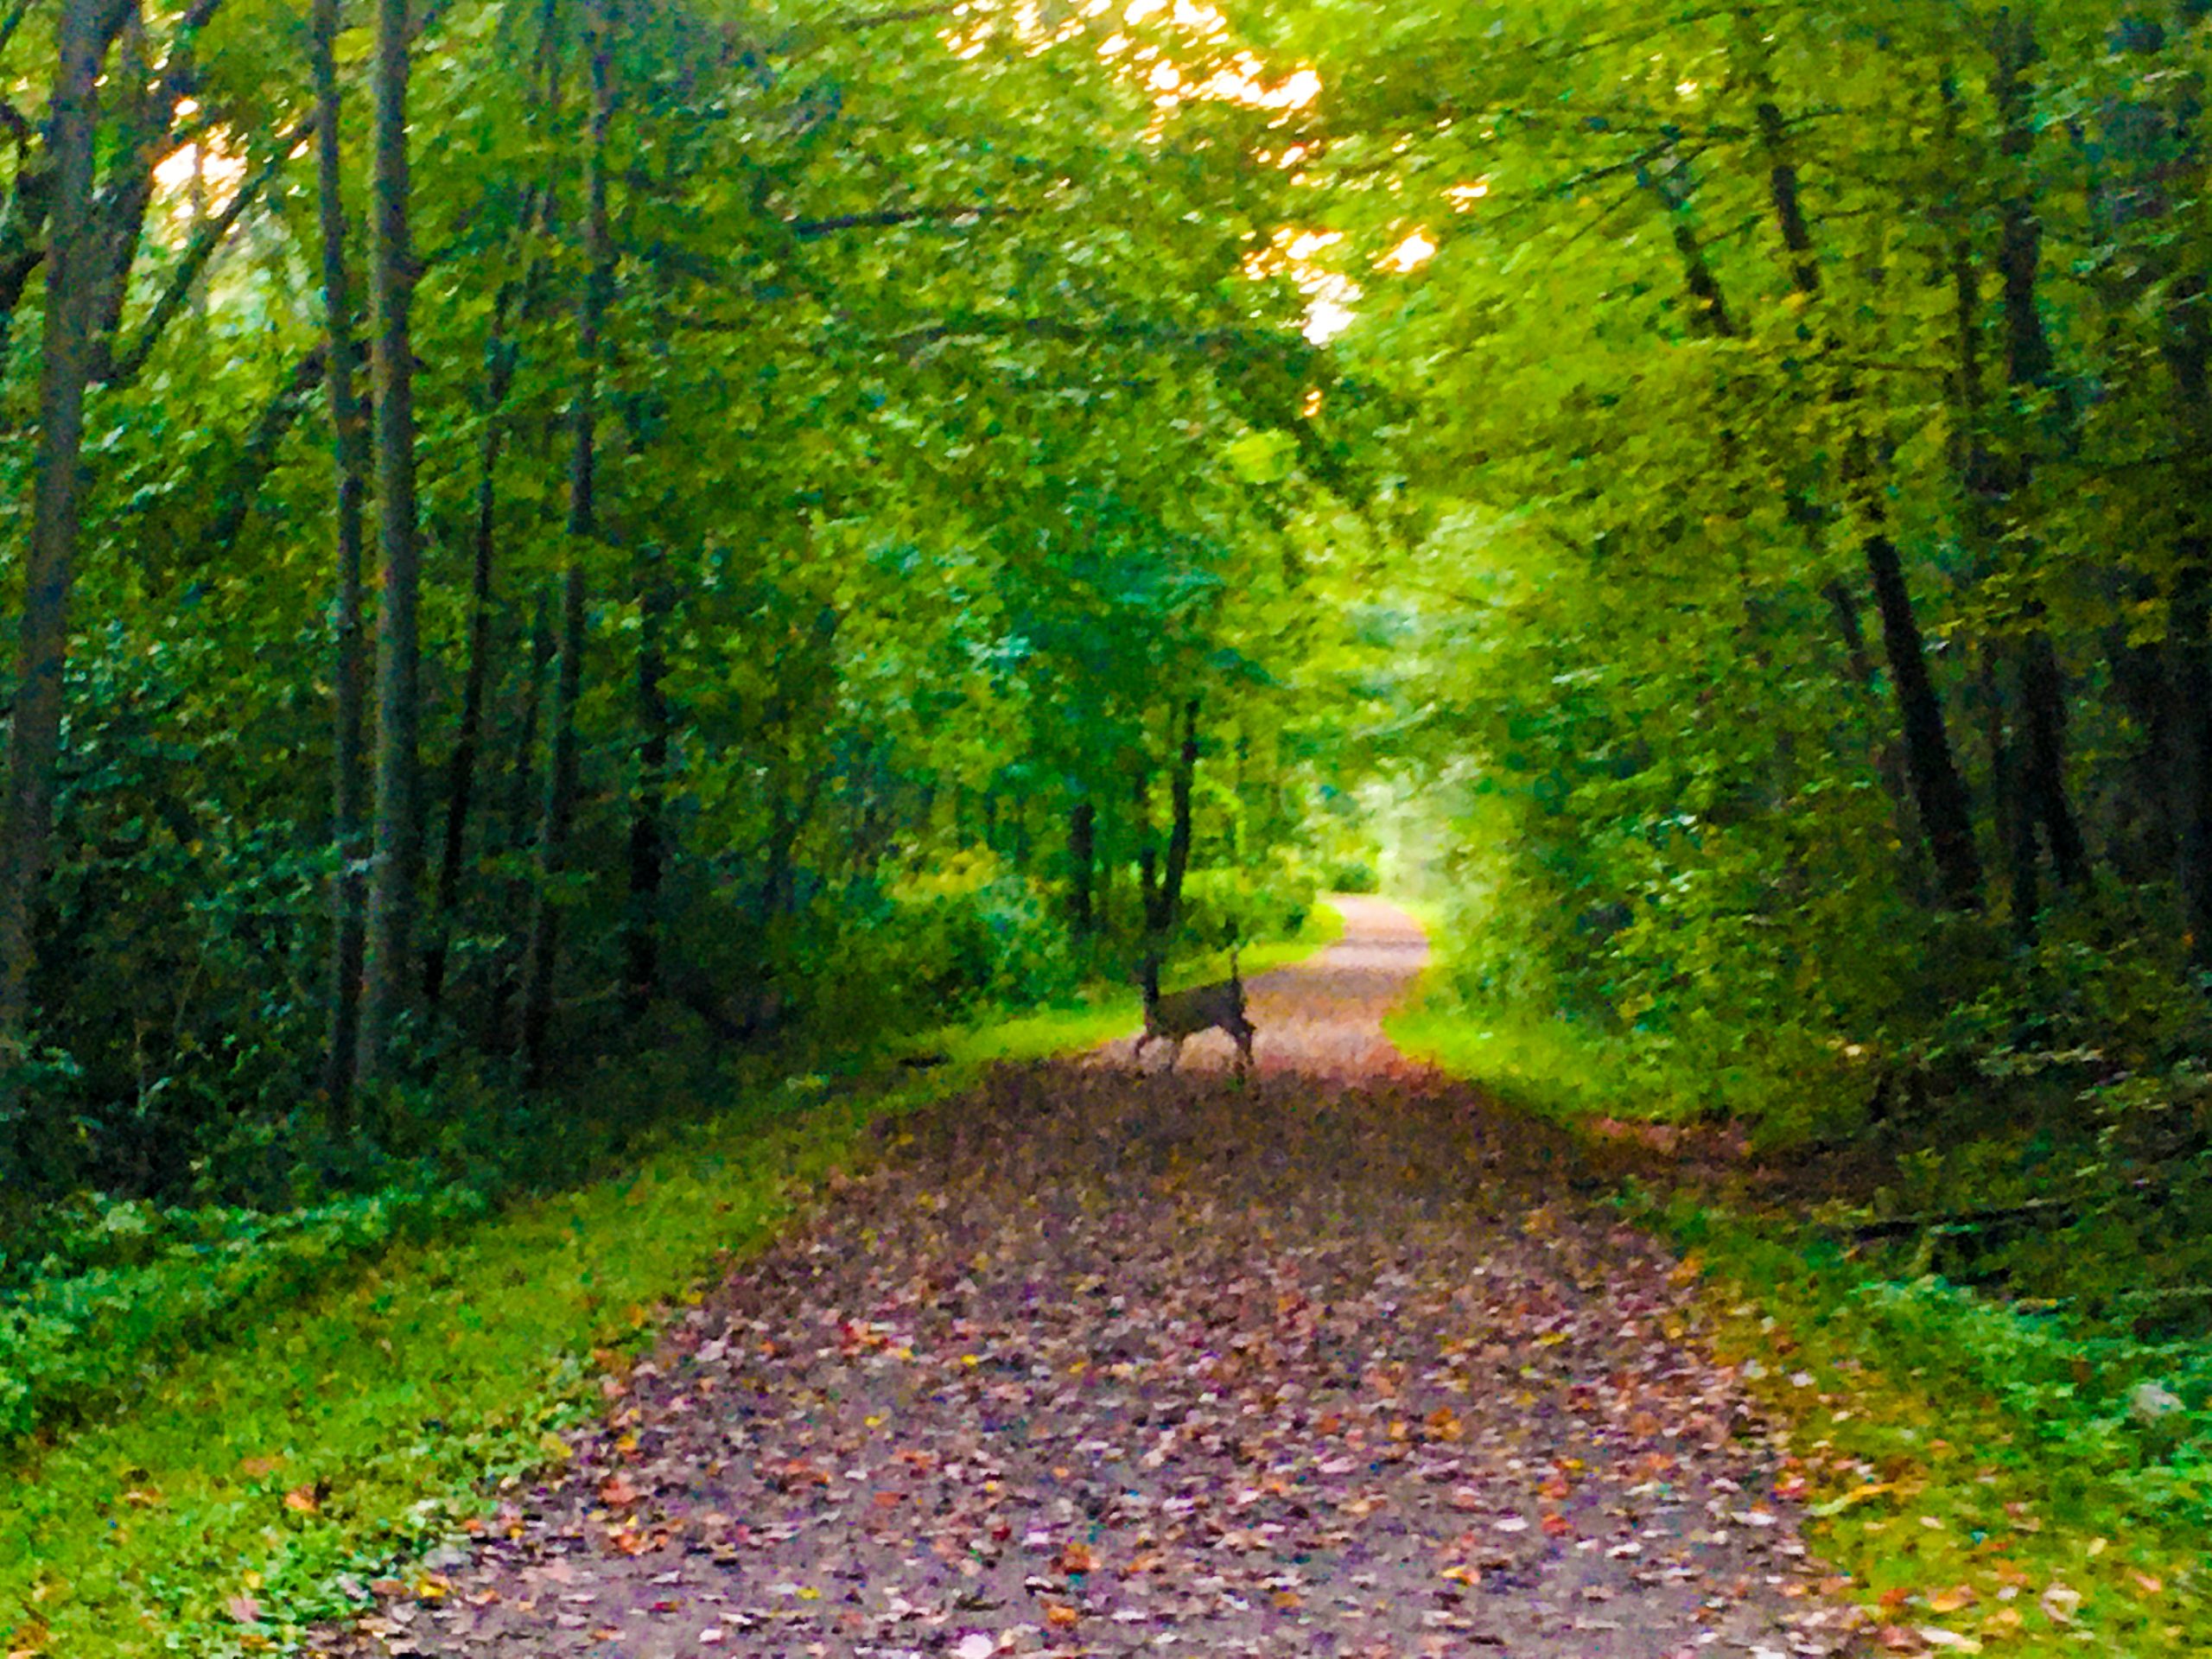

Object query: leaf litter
[318,901,1866,1658]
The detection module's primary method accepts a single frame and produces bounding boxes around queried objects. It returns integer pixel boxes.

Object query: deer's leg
[1166,1037,1183,1073]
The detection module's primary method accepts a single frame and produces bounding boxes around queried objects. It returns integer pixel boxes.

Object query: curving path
[325,899,1860,1659]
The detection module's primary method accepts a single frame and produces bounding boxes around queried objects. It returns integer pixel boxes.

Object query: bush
[0,1179,491,1445]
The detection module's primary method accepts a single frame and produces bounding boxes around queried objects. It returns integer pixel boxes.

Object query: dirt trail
[327,900,1859,1659]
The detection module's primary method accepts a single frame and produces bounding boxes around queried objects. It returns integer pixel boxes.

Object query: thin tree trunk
[424,279,529,1010]
[1646,150,1738,340]
[356,0,423,1093]
[621,548,671,1018]
[1160,697,1199,934]
[1094,802,1113,936]
[1865,527,1984,909]
[1069,797,1096,938]
[519,0,613,1084]
[1988,7,2089,925]
[423,4,564,1014]
[1737,4,1821,298]
[1136,768,1163,936]
[1824,577,1928,900]
[518,566,586,1084]
[422,421,504,1011]
[2165,266,2212,964]
[312,0,371,1109]
[2176,566,2212,966]
[0,0,105,1070]
[485,586,554,1052]
[1737,24,1983,907]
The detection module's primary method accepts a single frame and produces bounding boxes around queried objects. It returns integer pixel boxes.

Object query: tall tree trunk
[485,585,554,1052]
[622,547,671,1018]
[1988,7,2089,927]
[519,0,612,1084]
[356,0,423,1093]
[1069,797,1096,938]
[2166,267,2212,965]
[1737,23,1984,907]
[518,566,586,1084]
[1160,699,1199,934]
[1824,577,1928,900]
[313,0,372,1111]
[424,3,563,1013]
[424,276,530,1011]
[1135,767,1163,936]
[1865,525,1985,909]
[1646,149,1738,340]
[0,0,105,1076]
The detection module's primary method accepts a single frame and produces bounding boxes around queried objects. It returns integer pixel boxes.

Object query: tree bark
[519,0,613,1084]
[518,566,586,1085]
[1865,528,1984,910]
[1645,149,1738,340]
[425,3,563,1014]
[0,0,106,1069]
[356,0,423,1093]
[1160,699,1199,934]
[421,379,506,1012]
[1736,23,1983,908]
[1136,767,1163,936]
[313,0,372,1110]
[1823,577,1928,900]
[2166,265,2212,965]
[622,548,671,1018]
[424,251,539,1010]
[1986,9,2089,923]
[1069,797,1096,938]
[485,586,554,1052]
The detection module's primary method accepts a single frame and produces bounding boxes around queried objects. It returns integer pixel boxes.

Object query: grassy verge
[1,911,1346,1659]
[1387,938,2212,1657]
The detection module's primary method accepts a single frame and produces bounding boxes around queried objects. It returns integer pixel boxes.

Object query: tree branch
[0,0,35,63]
[194,342,328,563]
[103,116,313,385]
[788,202,1024,238]
[884,311,1308,363]
[828,3,958,29]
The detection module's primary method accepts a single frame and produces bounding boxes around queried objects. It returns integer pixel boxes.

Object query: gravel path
[327,899,1862,1659]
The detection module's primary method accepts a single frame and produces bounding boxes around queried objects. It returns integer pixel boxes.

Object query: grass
[1,906,1349,1659]
[1386,925,2212,1657]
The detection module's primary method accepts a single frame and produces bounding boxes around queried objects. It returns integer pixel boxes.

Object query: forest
[2,0,2209,1654]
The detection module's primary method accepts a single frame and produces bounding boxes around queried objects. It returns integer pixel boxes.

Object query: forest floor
[317,899,1864,1659]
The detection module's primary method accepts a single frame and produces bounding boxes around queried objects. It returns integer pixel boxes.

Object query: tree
[312,0,372,1109]
[355,0,423,1093]
[519,0,615,1085]
[0,0,112,1098]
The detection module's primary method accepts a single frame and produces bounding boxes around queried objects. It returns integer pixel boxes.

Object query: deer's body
[1135,950,1255,1073]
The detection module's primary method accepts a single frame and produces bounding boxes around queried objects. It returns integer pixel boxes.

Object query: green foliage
[0,1183,486,1446]
[0,0,1351,1227]
[1675,1209,2212,1652]
[0,918,1345,1659]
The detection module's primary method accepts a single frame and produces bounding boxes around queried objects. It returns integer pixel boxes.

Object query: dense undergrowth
[0,902,1339,1659]
[1390,913,2212,1655]
[0,887,1327,1457]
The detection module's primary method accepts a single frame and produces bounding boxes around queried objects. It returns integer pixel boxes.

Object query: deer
[1134,947,1255,1074]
